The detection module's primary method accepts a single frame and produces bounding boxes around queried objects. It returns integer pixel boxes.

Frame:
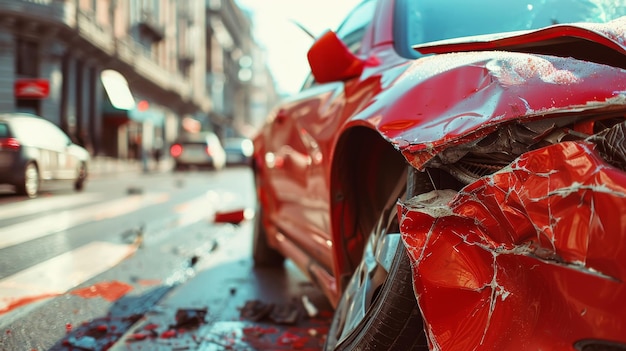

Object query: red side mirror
[307,30,365,83]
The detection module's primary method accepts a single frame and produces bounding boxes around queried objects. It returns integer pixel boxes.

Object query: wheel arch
[330,126,408,294]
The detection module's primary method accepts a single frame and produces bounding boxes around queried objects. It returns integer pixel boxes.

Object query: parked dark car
[170,131,226,171]
[251,0,626,350]
[0,113,89,198]
[223,137,253,166]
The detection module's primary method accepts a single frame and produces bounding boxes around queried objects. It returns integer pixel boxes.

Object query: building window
[15,38,39,77]
[15,38,41,115]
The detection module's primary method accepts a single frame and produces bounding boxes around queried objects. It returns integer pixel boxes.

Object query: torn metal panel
[398,139,626,349]
[366,49,626,169]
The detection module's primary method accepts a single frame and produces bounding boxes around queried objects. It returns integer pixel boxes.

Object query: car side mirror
[307,30,365,84]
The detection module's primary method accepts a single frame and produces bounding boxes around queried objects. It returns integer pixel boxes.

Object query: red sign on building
[14,79,50,99]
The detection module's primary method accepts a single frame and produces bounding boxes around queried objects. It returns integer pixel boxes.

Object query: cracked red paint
[70,281,133,301]
[398,139,626,349]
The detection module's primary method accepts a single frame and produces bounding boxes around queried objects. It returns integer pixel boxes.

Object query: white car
[0,113,89,198]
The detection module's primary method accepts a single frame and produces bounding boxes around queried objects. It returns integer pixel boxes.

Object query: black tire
[74,162,87,191]
[324,172,428,351]
[252,201,285,267]
[17,162,39,198]
[325,245,427,350]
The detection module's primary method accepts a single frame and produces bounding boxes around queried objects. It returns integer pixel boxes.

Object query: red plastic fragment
[143,323,159,331]
[160,329,177,338]
[214,209,246,224]
[130,333,148,340]
[70,281,133,302]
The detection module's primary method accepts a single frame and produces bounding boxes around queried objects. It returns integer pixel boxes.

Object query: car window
[394,0,626,58]
[0,123,9,138]
[12,117,70,149]
[335,0,376,54]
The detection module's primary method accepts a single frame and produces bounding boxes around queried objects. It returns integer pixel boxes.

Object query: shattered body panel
[399,136,626,349]
[391,19,626,350]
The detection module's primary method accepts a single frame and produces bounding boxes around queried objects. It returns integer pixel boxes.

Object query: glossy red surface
[398,141,626,349]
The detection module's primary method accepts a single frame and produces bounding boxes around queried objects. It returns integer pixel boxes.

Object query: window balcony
[138,10,165,42]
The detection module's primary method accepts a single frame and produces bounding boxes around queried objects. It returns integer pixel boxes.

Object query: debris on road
[214,208,254,225]
[120,224,145,246]
[173,308,208,329]
[269,300,300,325]
[239,299,274,322]
[126,186,143,195]
[301,295,319,318]
[70,281,133,302]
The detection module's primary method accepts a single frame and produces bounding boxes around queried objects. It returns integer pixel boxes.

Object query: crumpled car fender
[360,51,626,169]
[398,139,626,349]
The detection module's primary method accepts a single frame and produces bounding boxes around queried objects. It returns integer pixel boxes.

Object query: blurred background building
[0,0,279,161]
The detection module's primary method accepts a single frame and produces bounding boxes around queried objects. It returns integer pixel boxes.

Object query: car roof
[176,132,219,142]
[0,112,42,122]
[0,112,40,118]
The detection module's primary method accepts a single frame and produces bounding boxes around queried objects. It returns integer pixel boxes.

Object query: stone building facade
[0,0,277,161]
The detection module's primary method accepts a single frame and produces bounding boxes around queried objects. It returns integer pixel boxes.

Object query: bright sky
[235,0,361,95]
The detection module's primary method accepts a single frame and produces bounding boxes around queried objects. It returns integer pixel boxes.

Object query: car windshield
[397,0,626,57]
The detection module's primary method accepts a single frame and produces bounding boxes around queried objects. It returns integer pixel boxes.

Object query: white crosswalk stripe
[0,192,169,249]
[0,241,137,312]
[0,193,105,221]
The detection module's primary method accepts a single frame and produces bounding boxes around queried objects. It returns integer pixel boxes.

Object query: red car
[252,0,626,349]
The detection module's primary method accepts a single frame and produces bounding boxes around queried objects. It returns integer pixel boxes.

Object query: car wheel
[74,162,87,191]
[18,162,40,199]
[252,178,285,267]
[324,177,428,351]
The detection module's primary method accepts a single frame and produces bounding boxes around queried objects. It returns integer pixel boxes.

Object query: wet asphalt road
[0,166,333,351]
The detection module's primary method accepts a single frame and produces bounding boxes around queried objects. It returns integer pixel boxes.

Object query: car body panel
[256,83,348,274]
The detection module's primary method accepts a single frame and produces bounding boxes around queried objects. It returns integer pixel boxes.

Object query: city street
[0,166,332,351]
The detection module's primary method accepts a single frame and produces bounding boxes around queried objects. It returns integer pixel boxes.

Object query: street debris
[239,299,274,322]
[301,295,318,318]
[214,208,254,225]
[70,281,133,302]
[50,286,173,350]
[52,315,140,351]
[120,224,145,246]
[239,297,319,325]
[269,301,300,325]
[172,308,208,329]
[189,254,200,268]
[214,209,246,224]
[126,186,143,195]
